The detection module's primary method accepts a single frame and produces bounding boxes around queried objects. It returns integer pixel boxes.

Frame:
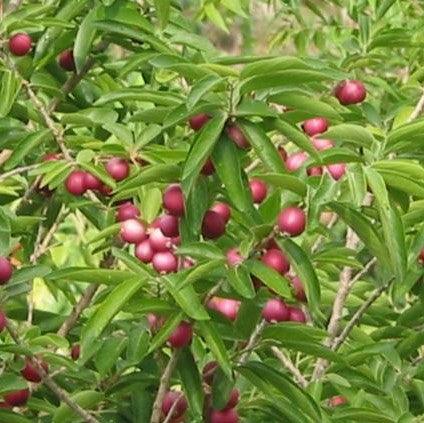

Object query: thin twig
[271,346,307,388]
[150,350,180,423]
[245,158,261,173]
[162,392,185,423]
[238,319,267,365]
[0,164,40,183]
[407,88,424,122]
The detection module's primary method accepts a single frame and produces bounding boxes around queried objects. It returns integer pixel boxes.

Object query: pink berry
[71,344,80,360]
[0,257,13,285]
[152,251,178,273]
[147,313,165,332]
[249,179,268,204]
[0,311,7,332]
[135,239,154,263]
[162,391,188,419]
[120,219,146,244]
[334,80,366,105]
[291,276,306,302]
[277,207,306,236]
[163,184,185,217]
[83,172,102,191]
[302,117,328,136]
[105,158,129,181]
[285,152,308,172]
[289,306,306,323]
[8,33,32,56]
[58,49,75,71]
[262,298,290,322]
[149,228,171,252]
[261,249,290,274]
[210,408,239,423]
[210,202,231,224]
[65,170,87,196]
[208,297,240,321]
[189,113,210,131]
[4,389,30,407]
[307,166,323,177]
[226,125,249,149]
[226,248,243,266]
[168,321,193,348]
[202,210,226,239]
[202,158,215,175]
[329,395,347,407]
[159,215,179,238]
[327,163,346,181]
[116,202,140,222]
[312,138,334,151]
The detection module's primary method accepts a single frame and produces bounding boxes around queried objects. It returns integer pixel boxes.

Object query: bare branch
[0,164,40,183]
[271,346,307,388]
[238,319,267,365]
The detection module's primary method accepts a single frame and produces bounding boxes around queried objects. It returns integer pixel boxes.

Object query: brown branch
[0,149,12,167]
[0,164,40,183]
[271,346,307,388]
[238,319,267,365]
[150,350,180,423]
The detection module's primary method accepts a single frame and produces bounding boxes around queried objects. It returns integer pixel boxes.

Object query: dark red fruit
[334,80,366,105]
[202,210,226,239]
[71,344,80,360]
[262,298,290,323]
[327,163,346,180]
[202,158,215,175]
[302,117,328,136]
[135,239,154,263]
[83,172,102,191]
[210,202,231,224]
[261,249,290,274]
[168,321,193,348]
[218,388,239,411]
[189,113,210,131]
[0,257,13,285]
[210,408,239,423]
[419,249,424,263]
[105,158,129,181]
[291,276,306,302]
[277,207,306,237]
[226,248,243,266]
[162,391,188,419]
[58,49,76,71]
[152,251,178,274]
[202,361,218,386]
[249,179,268,204]
[120,219,146,244]
[289,307,306,323]
[226,125,249,149]
[159,215,179,238]
[312,138,334,151]
[207,297,240,321]
[116,202,140,222]
[0,402,10,409]
[65,170,87,196]
[285,152,308,172]
[21,359,48,383]
[163,184,185,217]
[9,33,32,56]
[4,389,30,407]
[0,311,7,332]
[329,395,347,407]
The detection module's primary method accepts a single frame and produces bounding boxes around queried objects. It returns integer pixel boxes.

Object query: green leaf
[177,242,224,261]
[331,408,395,423]
[0,209,11,256]
[241,57,309,79]
[45,267,135,285]
[177,259,225,290]
[227,264,256,299]
[88,223,120,244]
[0,410,33,423]
[0,374,28,395]
[253,173,306,197]
[323,124,375,149]
[204,3,228,33]
[187,74,223,110]
[78,161,117,189]
[148,311,184,354]
[0,70,21,118]
[154,0,170,29]
[376,169,424,198]
[94,336,127,376]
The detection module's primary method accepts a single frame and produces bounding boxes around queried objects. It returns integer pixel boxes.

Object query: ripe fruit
[163,184,185,217]
[9,33,32,56]
[168,321,193,348]
[105,158,129,181]
[249,179,268,204]
[285,152,308,172]
[83,172,102,191]
[162,391,188,420]
[152,251,178,273]
[226,248,243,266]
[302,117,328,136]
[334,80,366,105]
[149,228,171,252]
[210,408,239,423]
[327,163,346,181]
[329,395,347,407]
[262,298,290,323]
[226,124,249,149]
[208,297,240,321]
[147,313,165,332]
[289,307,306,323]
[0,311,7,332]
[202,158,215,175]
[307,166,323,177]
[4,389,30,407]
[202,210,226,239]
[120,219,146,244]
[159,215,179,238]
[116,202,140,222]
[312,138,334,151]
[58,49,76,71]
[189,113,210,131]
[21,359,48,383]
[0,257,13,285]
[291,276,306,302]
[135,239,154,263]
[217,388,239,411]
[202,361,218,385]
[71,344,80,360]
[261,249,290,274]
[277,207,306,237]
[65,170,87,196]
[419,249,424,263]
[210,202,231,224]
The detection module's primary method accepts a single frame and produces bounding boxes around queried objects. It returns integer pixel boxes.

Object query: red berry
[152,251,178,274]
[210,408,239,423]
[163,184,185,217]
[58,49,76,71]
[65,170,87,196]
[202,210,226,239]
[21,359,48,383]
[189,113,210,131]
[219,389,239,411]
[83,172,102,191]
[210,202,231,224]
[202,158,215,175]
[307,166,323,177]
[162,391,188,419]
[71,344,80,360]
[226,248,243,266]
[335,80,366,105]
[202,361,218,385]
[289,306,306,323]
[261,249,290,274]
[208,297,240,321]
[290,276,306,302]
[135,239,154,263]
[285,152,308,172]
[327,163,346,181]
[149,228,171,252]
[116,202,140,222]
[120,219,146,244]
[8,33,32,56]
[168,321,193,348]
[262,298,290,323]
[0,257,13,285]
[312,138,334,151]
[42,152,61,161]
[0,311,7,332]
[226,125,249,149]
[159,215,179,238]
[105,158,129,181]
[277,207,306,237]
[4,389,30,407]
[0,402,10,409]
[329,395,347,407]
[302,117,328,136]
[419,249,424,263]
[249,179,268,204]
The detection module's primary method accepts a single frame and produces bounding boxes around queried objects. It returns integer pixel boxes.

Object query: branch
[238,319,267,365]
[150,350,180,423]
[407,88,424,122]
[271,346,307,388]
[0,164,40,183]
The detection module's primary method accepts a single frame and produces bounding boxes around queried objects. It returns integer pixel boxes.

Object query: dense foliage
[0,1,423,422]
